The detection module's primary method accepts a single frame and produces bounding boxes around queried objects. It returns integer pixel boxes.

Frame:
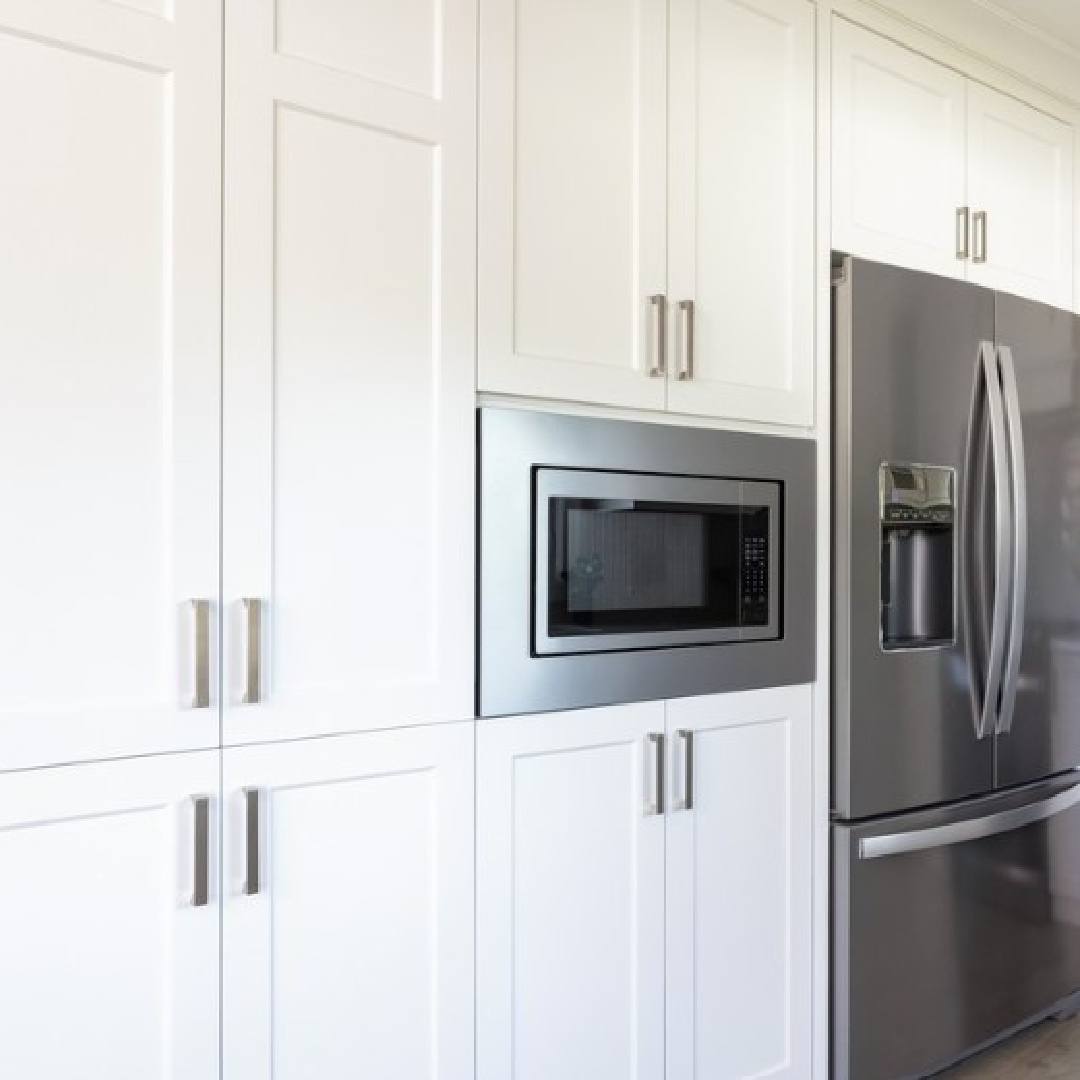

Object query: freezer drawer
[833,776,1080,1080]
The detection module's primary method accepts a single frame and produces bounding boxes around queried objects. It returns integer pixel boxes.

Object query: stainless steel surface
[833,775,1080,1080]
[645,733,665,817]
[478,408,816,717]
[677,299,695,381]
[956,206,970,260]
[998,345,1028,736]
[243,787,261,896]
[531,469,780,655]
[675,728,694,811]
[192,794,210,908]
[648,294,666,378]
[860,779,1080,858]
[973,210,988,263]
[185,598,211,710]
[241,598,262,705]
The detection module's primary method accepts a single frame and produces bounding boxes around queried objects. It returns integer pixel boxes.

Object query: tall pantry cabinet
[0,1,477,1078]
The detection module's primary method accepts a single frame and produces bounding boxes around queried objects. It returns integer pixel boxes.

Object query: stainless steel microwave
[478,408,816,717]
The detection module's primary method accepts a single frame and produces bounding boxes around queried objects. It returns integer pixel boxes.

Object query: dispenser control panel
[879,464,955,526]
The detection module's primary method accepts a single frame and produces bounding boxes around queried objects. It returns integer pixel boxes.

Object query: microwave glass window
[546,497,771,637]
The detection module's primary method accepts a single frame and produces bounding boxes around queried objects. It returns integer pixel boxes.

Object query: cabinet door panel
[966,82,1074,307]
[223,722,474,1080]
[223,0,475,743]
[666,686,812,1080]
[477,704,666,1080]
[478,0,667,408]
[832,18,966,278]
[667,0,814,426]
[0,752,220,1080]
[0,1,221,768]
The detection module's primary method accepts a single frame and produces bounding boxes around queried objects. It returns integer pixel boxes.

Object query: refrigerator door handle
[996,344,1027,736]
[859,778,1080,859]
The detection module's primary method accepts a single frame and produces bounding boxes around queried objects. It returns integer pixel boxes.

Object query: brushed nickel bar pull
[241,598,263,705]
[677,300,695,381]
[675,729,695,811]
[191,795,210,907]
[185,599,211,709]
[644,732,665,817]
[648,294,667,378]
[243,787,262,896]
[973,210,988,264]
[955,206,970,260]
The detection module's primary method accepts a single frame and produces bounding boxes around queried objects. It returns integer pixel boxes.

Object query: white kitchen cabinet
[665,685,812,1080]
[476,703,667,1080]
[832,18,1074,307]
[478,0,815,427]
[0,751,220,1080]
[222,721,474,1080]
[222,0,477,746]
[0,1,221,769]
[666,0,815,426]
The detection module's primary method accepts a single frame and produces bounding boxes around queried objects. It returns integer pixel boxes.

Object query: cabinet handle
[674,729,694,811]
[955,206,970,260]
[240,598,263,705]
[243,787,262,896]
[648,294,667,377]
[677,300,695,381]
[191,794,210,908]
[973,210,988,264]
[644,732,665,816]
[183,599,212,709]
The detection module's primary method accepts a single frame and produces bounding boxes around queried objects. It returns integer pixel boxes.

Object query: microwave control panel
[739,515,771,627]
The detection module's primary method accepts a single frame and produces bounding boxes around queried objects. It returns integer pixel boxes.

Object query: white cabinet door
[222,0,476,744]
[0,2,221,768]
[477,704,666,1080]
[965,81,1074,307]
[667,0,815,426]
[665,685,812,1080]
[478,0,668,409]
[0,752,220,1080]
[222,721,474,1080]
[832,18,967,278]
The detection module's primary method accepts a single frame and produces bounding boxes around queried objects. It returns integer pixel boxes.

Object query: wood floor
[935,1014,1080,1078]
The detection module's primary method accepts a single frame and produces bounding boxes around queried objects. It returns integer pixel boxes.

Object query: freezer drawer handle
[859,780,1080,860]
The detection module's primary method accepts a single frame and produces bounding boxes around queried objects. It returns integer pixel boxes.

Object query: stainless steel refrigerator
[832,256,1080,1080]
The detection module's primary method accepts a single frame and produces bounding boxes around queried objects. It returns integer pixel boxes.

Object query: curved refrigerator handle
[996,344,1027,736]
[960,348,987,738]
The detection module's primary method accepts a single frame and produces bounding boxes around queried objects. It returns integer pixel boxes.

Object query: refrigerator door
[833,774,1080,1080]
[995,294,1080,789]
[834,257,994,818]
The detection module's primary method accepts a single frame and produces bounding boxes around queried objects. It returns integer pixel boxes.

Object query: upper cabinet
[478,0,816,428]
[832,18,1075,309]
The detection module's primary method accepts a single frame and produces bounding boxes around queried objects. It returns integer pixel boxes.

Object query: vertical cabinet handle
[648,294,667,377]
[955,206,970,260]
[241,598,263,705]
[243,787,262,896]
[191,794,210,908]
[677,300,695,381]
[973,211,988,264]
[183,599,211,709]
[644,732,665,816]
[674,729,694,811]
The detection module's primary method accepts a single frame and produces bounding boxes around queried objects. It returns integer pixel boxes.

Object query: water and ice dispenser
[879,463,955,649]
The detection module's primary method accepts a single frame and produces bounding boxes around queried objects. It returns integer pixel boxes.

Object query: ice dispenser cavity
[879,463,955,649]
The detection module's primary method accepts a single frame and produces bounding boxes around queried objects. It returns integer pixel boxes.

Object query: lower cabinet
[477,685,813,1080]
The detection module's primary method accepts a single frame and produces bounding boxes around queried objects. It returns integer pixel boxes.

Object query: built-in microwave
[478,408,816,717]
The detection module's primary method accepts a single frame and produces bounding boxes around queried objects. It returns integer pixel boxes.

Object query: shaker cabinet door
[0,1,222,768]
[222,0,476,745]
[965,81,1074,308]
[477,0,668,409]
[665,685,812,1080]
[666,0,815,426]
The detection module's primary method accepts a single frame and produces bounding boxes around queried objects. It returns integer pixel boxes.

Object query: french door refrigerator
[832,256,1080,1080]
